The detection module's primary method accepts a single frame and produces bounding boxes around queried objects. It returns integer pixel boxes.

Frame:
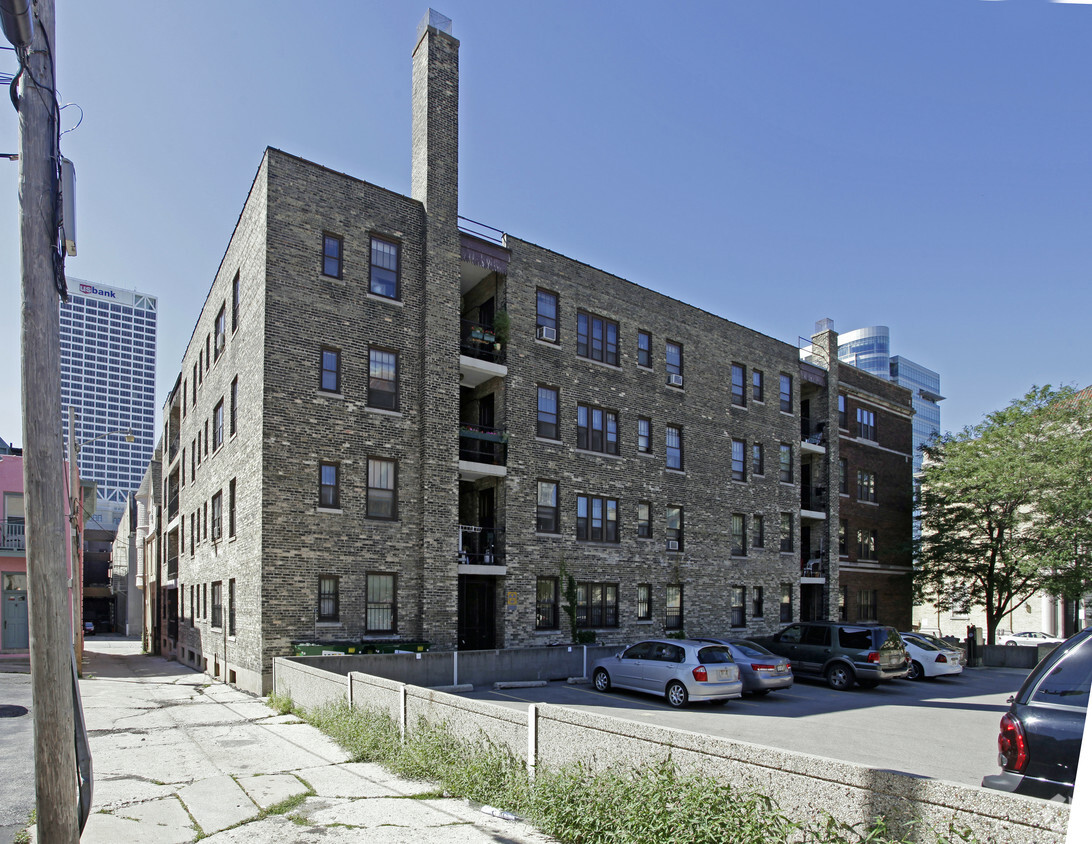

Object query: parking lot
[459,667,1030,788]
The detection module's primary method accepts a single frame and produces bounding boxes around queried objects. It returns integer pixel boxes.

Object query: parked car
[898,632,963,680]
[982,626,1092,802]
[756,621,909,691]
[591,639,743,708]
[83,621,95,637]
[902,631,966,666]
[998,631,1066,647]
[692,638,793,695]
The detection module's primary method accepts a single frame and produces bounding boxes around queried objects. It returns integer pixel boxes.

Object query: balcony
[460,320,508,388]
[800,487,827,520]
[800,421,826,454]
[801,552,827,582]
[1,519,26,552]
[458,525,506,575]
[458,426,507,480]
[167,432,180,465]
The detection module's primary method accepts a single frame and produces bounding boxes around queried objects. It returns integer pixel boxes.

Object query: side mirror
[615,653,622,660]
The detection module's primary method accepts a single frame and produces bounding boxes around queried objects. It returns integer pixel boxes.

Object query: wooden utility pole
[18,0,80,839]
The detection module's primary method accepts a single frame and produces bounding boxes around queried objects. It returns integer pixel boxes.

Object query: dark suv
[982,626,1090,802]
[757,621,908,690]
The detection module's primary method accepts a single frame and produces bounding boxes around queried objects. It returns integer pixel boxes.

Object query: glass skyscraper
[59,279,158,529]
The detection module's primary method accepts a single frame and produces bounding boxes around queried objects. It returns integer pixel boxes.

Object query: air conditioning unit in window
[667,374,684,387]
[536,325,557,342]
[667,540,680,551]
[216,332,226,353]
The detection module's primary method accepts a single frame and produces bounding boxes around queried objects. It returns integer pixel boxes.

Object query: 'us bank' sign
[79,284,117,299]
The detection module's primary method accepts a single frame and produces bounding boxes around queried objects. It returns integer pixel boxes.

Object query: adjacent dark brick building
[156,11,914,693]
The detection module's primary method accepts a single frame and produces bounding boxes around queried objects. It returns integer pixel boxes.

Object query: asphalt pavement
[0,669,34,844]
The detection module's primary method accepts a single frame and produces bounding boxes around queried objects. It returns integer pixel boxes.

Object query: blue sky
[2,0,1090,447]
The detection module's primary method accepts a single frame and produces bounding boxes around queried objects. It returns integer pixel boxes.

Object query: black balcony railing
[459,425,507,465]
[458,525,505,565]
[801,487,827,512]
[1,519,26,551]
[460,319,504,364]
[801,420,826,445]
[168,434,180,464]
[167,551,178,581]
[801,553,828,577]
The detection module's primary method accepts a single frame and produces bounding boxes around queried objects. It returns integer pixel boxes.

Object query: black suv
[756,621,908,690]
[982,626,1090,802]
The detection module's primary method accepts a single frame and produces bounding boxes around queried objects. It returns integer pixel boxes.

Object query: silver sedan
[591,639,743,707]
[694,638,794,695]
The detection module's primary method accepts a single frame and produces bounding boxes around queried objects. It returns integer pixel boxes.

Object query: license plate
[718,669,732,680]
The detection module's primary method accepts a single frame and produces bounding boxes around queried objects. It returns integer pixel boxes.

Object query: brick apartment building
[154,11,914,694]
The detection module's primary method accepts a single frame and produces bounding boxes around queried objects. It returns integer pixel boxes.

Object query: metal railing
[801,553,828,577]
[459,426,507,465]
[1,519,26,551]
[460,319,504,363]
[458,215,505,244]
[801,420,826,444]
[800,487,827,512]
[458,525,505,565]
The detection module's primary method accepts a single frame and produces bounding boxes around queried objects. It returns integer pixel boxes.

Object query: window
[536,577,559,629]
[183,380,187,417]
[731,586,746,627]
[181,448,186,485]
[839,458,848,494]
[666,425,683,470]
[203,583,208,619]
[857,407,876,441]
[753,514,765,549]
[370,237,400,298]
[839,519,848,555]
[228,578,236,636]
[228,478,236,538]
[213,400,224,450]
[730,513,746,556]
[666,341,683,386]
[576,495,619,542]
[666,505,683,551]
[752,586,764,618]
[576,582,619,628]
[231,272,240,332]
[779,373,792,413]
[856,589,878,621]
[637,418,651,454]
[1029,646,1092,708]
[780,513,793,552]
[536,289,558,340]
[211,491,223,541]
[577,405,618,455]
[637,501,651,538]
[839,585,848,621]
[320,347,341,393]
[189,584,195,626]
[731,364,746,406]
[857,470,877,503]
[368,348,398,410]
[203,501,208,539]
[665,584,684,630]
[319,462,339,509]
[230,376,238,436]
[367,458,397,519]
[322,233,342,278]
[637,584,651,621]
[780,584,793,622]
[752,442,764,476]
[752,370,764,402]
[208,311,225,368]
[838,394,847,429]
[731,439,746,481]
[779,443,793,483]
[318,575,339,622]
[192,363,198,403]
[204,420,209,456]
[536,481,559,534]
[576,312,619,366]
[365,573,396,632]
[205,335,210,372]
[857,529,877,560]
[637,331,651,368]
[189,514,194,556]
[537,386,559,439]
[211,581,223,628]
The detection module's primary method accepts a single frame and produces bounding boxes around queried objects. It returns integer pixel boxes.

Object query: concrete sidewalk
[30,639,553,843]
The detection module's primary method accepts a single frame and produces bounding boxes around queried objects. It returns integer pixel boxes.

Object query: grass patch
[13,808,35,844]
[283,697,976,844]
[264,793,308,816]
[265,691,296,716]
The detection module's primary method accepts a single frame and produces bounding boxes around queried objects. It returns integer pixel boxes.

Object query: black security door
[457,575,496,650]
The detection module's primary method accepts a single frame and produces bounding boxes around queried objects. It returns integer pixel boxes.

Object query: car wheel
[1006,641,1017,647]
[908,660,924,681]
[593,668,611,693]
[665,681,689,708]
[825,664,854,691]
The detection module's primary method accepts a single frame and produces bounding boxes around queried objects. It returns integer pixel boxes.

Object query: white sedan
[899,633,964,680]
[998,631,1066,647]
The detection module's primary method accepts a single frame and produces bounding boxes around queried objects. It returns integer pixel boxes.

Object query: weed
[265,692,295,716]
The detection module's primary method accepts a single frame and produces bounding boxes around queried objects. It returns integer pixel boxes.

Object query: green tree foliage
[916,385,1092,644]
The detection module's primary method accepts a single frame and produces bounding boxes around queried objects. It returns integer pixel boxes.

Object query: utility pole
[17,0,80,839]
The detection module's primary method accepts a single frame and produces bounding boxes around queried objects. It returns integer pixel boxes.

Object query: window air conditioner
[667,540,680,551]
[537,325,557,342]
[667,373,684,387]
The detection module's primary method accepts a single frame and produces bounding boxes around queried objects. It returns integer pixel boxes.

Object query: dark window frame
[857,407,876,441]
[779,373,793,413]
[228,578,236,636]
[752,585,764,618]
[368,347,399,411]
[211,581,223,629]
[731,363,746,407]
[637,500,652,539]
[230,376,238,436]
[322,232,343,279]
[214,304,226,361]
[537,385,560,440]
[536,289,559,339]
[780,583,793,623]
[731,438,746,482]
[365,572,397,633]
[780,512,793,552]
[576,582,619,629]
[213,399,224,451]
[369,235,401,299]
[752,370,764,402]
[857,469,877,503]
[228,478,236,538]
[320,346,342,394]
[577,404,619,455]
[637,330,652,368]
[231,272,240,333]
[536,577,559,630]
[730,586,746,628]
[753,514,765,549]
[779,443,793,483]
[536,480,559,534]
[666,425,683,470]
[318,575,340,622]
[576,494,619,543]
[211,490,223,541]
[366,457,398,520]
[730,513,746,557]
[637,583,652,621]
[665,584,684,630]
[666,505,684,551]
[666,340,683,386]
[576,311,620,367]
[319,462,340,510]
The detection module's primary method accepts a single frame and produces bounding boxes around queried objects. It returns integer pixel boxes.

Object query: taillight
[935,654,948,663]
[751,664,776,672]
[998,713,1028,773]
[692,666,708,682]
[867,651,880,664]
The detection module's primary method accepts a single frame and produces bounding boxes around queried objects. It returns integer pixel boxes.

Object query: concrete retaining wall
[273,658,1069,844]
[980,644,1057,669]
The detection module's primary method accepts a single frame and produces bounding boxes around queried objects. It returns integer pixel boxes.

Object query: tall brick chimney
[412,9,458,217]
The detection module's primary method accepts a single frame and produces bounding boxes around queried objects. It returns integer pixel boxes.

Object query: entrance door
[1,572,29,650]
[801,583,825,622]
[457,575,496,650]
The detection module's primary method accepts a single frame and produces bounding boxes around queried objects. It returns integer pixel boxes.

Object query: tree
[916,385,1092,644]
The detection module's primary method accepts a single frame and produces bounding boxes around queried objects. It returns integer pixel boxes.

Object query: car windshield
[729,640,775,658]
[697,647,734,665]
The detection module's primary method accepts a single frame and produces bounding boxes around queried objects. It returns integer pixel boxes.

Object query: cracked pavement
[27,638,555,843]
